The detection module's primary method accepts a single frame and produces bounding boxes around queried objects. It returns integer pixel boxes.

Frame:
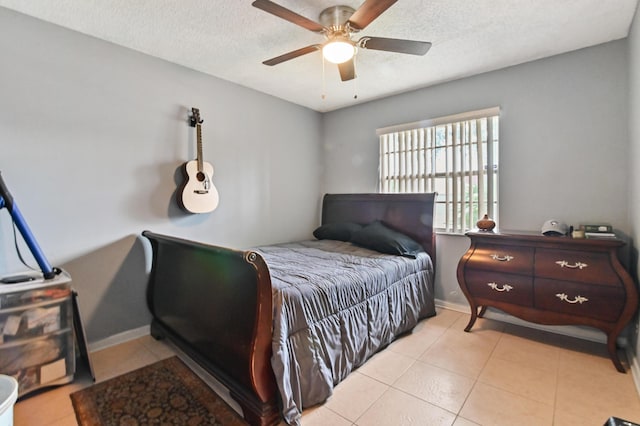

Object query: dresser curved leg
[607,333,625,373]
[464,305,480,332]
[478,306,487,318]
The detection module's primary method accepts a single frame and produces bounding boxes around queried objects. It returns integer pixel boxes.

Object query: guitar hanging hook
[189,107,204,128]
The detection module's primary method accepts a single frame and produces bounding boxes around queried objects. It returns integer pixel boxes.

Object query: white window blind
[377,107,499,233]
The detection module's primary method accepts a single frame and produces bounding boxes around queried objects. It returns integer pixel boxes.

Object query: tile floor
[12,308,640,425]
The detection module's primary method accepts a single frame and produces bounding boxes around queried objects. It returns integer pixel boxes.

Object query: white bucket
[0,376,18,426]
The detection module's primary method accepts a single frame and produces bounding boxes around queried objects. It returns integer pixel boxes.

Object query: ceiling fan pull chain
[321,55,326,100]
[353,57,358,99]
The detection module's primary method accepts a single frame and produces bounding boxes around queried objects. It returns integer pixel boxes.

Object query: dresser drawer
[1,330,75,396]
[0,296,72,343]
[0,330,70,373]
[466,244,534,274]
[464,270,533,307]
[535,249,619,286]
[534,278,625,322]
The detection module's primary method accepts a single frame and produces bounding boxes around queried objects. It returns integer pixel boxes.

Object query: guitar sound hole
[196,172,206,182]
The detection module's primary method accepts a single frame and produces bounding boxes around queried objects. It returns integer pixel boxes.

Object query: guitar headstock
[190,107,204,127]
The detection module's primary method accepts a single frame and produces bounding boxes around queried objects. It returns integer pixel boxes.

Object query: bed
[142,192,437,425]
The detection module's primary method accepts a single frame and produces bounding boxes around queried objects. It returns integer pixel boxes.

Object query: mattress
[255,239,435,425]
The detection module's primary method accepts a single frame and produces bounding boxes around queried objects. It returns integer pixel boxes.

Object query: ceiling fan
[252,0,432,82]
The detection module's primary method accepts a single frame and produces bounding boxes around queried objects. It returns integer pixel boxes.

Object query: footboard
[142,231,280,426]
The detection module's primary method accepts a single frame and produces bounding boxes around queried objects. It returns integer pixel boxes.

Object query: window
[377,107,499,233]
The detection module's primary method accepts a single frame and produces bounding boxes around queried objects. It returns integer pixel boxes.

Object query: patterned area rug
[70,356,248,425]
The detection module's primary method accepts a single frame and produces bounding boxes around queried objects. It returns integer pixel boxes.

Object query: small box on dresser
[456,231,639,373]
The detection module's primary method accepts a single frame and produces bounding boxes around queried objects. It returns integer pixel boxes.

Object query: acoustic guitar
[179,108,219,213]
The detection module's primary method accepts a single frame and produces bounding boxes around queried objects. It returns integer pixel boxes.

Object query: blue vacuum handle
[0,172,56,279]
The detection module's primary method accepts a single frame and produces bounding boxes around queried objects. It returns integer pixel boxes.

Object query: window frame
[377,107,500,234]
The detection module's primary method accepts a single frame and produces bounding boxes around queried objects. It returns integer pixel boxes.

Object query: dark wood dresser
[456,231,639,372]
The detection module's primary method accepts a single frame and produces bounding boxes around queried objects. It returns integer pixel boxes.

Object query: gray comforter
[255,240,435,425]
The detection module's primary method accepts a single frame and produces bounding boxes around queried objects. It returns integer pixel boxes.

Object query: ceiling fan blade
[347,0,398,30]
[252,0,325,33]
[338,59,356,81]
[358,37,432,55]
[263,44,322,66]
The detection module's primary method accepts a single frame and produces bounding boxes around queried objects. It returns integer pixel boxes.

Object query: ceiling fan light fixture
[322,39,355,64]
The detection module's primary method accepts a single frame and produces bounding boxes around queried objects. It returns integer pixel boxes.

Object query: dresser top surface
[466,230,625,249]
[0,269,71,294]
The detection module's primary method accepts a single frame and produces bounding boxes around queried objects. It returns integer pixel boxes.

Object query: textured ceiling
[1,0,638,112]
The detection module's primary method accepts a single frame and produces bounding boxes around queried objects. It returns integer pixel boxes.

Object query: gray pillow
[350,221,424,258]
[313,222,363,242]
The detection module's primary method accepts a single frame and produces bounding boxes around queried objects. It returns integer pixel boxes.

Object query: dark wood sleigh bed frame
[142,193,436,426]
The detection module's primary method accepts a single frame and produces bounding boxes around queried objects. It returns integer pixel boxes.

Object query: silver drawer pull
[555,260,588,269]
[490,254,514,262]
[555,293,589,304]
[487,282,513,292]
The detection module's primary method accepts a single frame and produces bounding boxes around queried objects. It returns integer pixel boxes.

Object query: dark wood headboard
[321,193,437,266]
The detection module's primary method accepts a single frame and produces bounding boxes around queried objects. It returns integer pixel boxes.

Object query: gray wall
[0,5,635,357]
[321,40,630,309]
[0,8,322,342]
[628,4,640,378]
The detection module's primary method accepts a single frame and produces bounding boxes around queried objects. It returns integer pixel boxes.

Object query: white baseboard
[436,299,640,397]
[167,342,244,417]
[628,346,640,397]
[92,305,607,348]
[435,299,610,344]
[87,325,242,416]
[87,309,640,398]
[88,325,150,352]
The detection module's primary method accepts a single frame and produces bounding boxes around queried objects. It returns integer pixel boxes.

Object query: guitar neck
[196,123,204,172]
